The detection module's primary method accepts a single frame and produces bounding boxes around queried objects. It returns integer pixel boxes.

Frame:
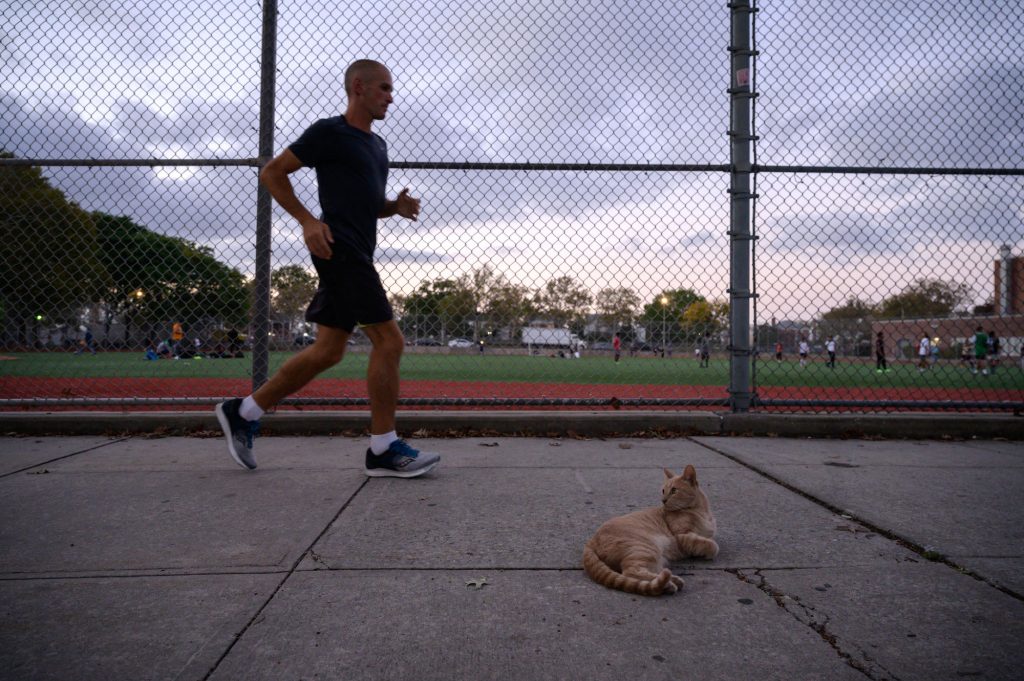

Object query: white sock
[239,395,264,422]
[370,431,399,455]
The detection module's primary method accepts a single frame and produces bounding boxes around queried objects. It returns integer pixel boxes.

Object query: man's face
[357,68,394,120]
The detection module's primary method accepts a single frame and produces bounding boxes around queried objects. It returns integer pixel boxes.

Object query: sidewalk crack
[307,549,332,570]
[730,568,900,681]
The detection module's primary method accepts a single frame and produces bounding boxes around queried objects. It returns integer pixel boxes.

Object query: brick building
[994,245,1024,315]
[871,246,1024,359]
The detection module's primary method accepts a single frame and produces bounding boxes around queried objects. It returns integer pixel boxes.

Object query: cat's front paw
[701,539,719,560]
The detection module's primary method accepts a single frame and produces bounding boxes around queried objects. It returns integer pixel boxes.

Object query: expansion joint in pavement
[690,437,1024,603]
[199,476,371,681]
[0,436,131,479]
[730,568,899,681]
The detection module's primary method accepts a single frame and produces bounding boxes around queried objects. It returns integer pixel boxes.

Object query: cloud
[761,209,911,264]
[3,0,1021,320]
[827,63,1024,169]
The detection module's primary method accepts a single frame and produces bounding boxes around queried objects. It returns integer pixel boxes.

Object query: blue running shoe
[365,439,440,478]
[215,398,259,470]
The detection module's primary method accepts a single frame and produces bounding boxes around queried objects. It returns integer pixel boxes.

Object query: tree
[595,286,641,335]
[680,299,728,342]
[485,281,536,341]
[639,288,706,345]
[537,276,592,331]
[876,279,972,319]
[271,265,317,329]
[819,297,876,355]
[0,156,108,346]
[403,278,475,341]
[457,265,500,342]
[93,212,249,343]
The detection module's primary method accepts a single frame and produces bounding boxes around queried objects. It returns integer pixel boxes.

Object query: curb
[1,411,1021,439]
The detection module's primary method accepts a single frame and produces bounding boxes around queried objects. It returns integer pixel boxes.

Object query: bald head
[345,59,389,96]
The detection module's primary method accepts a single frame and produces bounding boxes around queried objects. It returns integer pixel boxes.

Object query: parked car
[294,333,316,346]
[447,337,474,348]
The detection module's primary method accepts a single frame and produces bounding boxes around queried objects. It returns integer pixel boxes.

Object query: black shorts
[305,250,393,333]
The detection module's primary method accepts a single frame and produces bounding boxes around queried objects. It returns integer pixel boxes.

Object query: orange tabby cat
[583,465,718,596]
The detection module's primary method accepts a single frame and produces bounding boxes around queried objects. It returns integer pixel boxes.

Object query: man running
[215,60,440,478]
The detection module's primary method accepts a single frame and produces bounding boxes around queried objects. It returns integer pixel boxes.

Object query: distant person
[774,341,783,362]
[875,331,887,372]
[699,332,710,368]
[973,326,989,375]
[918,335,931,372]
[155,339,172,358]
[215,59,439,477]
[930,338,940,366]
[613,333,621,363]
[75,328,96,355]
[798,339,809,367]
[226,327,244,358]
[960,339,972,367]
[172,321,186,356]
[988,330,1000,374]
[825,337,836,368]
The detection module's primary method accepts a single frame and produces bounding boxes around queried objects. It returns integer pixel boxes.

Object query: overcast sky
[2,0,1021,319]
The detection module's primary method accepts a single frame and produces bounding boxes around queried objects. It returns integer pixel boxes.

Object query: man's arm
[259,149,334,259]
[379,187,420,221]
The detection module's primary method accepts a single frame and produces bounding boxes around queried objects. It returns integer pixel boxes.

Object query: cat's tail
[582,542,672,596]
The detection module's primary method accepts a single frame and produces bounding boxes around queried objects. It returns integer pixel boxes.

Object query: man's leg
[215,325,349,470]
[360,320,440,478]
[361,320,403,435]
[251,325,350,409]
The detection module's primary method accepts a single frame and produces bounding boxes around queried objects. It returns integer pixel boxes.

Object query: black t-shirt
[289,115,388,261]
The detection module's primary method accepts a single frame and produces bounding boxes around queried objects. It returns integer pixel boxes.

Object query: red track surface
[2,377,1020,411]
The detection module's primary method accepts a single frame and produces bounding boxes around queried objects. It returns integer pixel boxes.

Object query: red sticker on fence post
[736,68,749,87]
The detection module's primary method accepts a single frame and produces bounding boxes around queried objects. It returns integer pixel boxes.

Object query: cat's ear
[663,468,676,479]
[683,464,698,485]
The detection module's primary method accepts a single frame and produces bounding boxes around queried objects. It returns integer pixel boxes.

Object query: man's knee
[309,341,346,368]
[378,334,404,359]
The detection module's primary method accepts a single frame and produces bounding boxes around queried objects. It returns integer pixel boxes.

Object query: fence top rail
[3,158,1021,176]
[0,158,261,167]
[0,158,731,172]
[756,164,1024,177]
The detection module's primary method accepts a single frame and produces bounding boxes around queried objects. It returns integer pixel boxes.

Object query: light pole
[660,295,669,358]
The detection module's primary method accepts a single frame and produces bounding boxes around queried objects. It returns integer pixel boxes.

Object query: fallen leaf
[618,443,632,449]
[466,577,488,590]
[479,442,500,447]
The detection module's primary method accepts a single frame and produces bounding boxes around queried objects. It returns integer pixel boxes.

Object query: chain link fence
[1,1,1021,412]
[751,0,1024,409]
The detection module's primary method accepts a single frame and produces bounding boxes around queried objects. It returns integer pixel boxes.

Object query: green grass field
[2,350,1022,390]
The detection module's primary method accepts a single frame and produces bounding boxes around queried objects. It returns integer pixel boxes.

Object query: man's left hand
[396,187,421,221]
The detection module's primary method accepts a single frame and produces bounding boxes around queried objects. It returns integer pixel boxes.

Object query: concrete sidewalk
[1,433,1022,680]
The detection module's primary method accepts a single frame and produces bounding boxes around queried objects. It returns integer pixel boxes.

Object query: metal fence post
[252,0,278,391]
[728,0,757,412]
